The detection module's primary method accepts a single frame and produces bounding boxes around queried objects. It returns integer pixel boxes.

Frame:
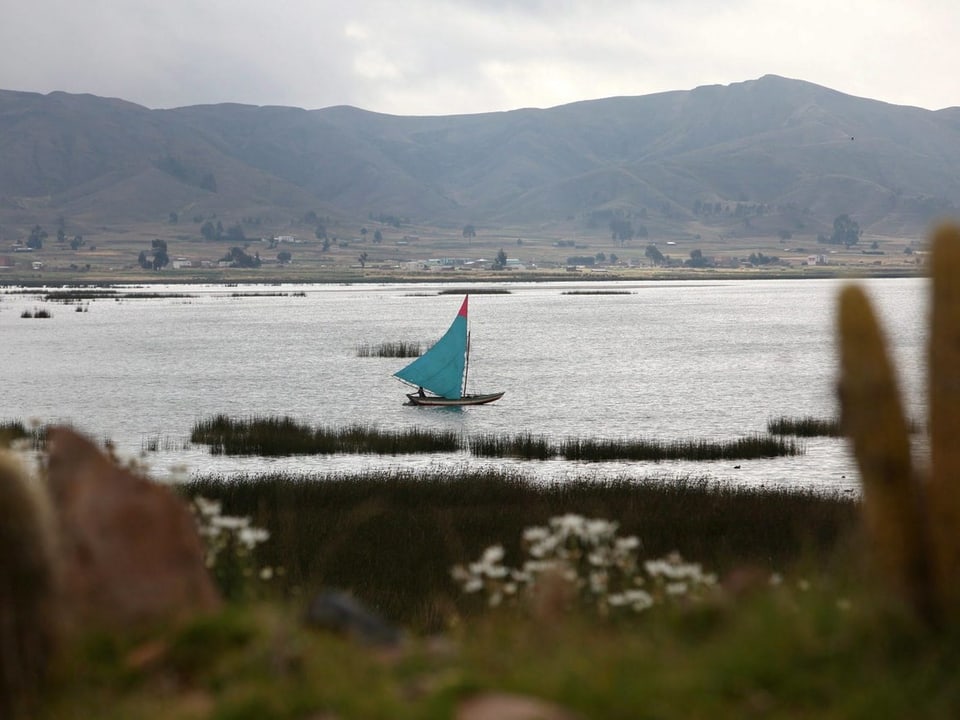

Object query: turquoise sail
[394,296,469,399]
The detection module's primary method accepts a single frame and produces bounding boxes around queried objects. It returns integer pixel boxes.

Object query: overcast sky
[2,0,957,115]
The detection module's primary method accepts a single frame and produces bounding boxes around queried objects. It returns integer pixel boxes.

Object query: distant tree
[226,224,245,243]
[609,218,634,244]
[493,248,508,270]
[645,244,665,265]
[220,246,260,268]
[609,253,619,264]
[685,249,708,268]
[201,221,217,241]
[358,252,368,268]
[138,250,150,269]
[151,238,169,270]
[277,250,292,264]
[830,214,861,246]
[360,227,368,239]
[303,211,319,225]
[315,224,327,240]
[373,229,383,243]
[169,212,179,224]
[462,224,476,238]
[27,225,46,250]
[322,238,331,252]
[595,252,606,263]
[70,235,85,251]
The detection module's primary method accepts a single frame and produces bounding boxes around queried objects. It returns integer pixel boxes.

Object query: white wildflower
[522,526,550,543]
[482,545,504,564]
[212,515,250,531]
[239,526,270,549]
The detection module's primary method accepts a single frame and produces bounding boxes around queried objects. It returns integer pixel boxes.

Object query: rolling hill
[1,74,958,244]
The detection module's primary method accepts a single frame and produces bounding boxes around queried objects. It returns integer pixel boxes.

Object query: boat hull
[405,392,504,407]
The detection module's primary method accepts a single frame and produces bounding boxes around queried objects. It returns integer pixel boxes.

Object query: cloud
[0,0,956,114]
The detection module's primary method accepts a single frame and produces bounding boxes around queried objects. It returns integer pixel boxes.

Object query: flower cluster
[191,496,276,600]
[451,514,716,616]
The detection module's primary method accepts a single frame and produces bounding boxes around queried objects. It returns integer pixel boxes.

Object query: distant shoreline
[0,265,924,287]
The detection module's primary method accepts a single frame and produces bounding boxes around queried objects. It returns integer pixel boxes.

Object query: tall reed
[181,470,857,631]
[190,414,462,456]
[558,434,802,462]
[768,416,842,437]
[355,340,422,358]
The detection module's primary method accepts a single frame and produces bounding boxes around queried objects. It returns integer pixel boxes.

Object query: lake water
[1,277,928,492]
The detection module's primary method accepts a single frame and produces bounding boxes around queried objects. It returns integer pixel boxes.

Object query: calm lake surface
[1,278,928,492]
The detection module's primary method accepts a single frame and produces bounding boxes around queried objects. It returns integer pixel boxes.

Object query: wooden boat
[394,295,504,407]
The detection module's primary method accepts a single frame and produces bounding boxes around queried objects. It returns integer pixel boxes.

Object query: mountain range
[1,74,958,242]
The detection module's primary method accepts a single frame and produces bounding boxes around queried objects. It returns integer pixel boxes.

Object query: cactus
[0,451,60,718]
[837,222,960,623]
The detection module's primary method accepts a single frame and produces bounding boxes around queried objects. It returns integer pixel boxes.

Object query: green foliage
[27,225,46,249]
[220,247,261,268]
[190,415,461,456]
[685,248,709,268]
[493,248,507,270]
[609,217,634,242]
[200,220,218,241]
[180,472,857,631]
[749,251,779,266]
[645,244,665,265]
[768,416,842,437]
[821,213,862,246]
[225,224,245,243]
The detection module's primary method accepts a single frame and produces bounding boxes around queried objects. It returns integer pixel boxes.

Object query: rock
[304,590,403,647]
[456,692,582,720]
[45,427,220,629]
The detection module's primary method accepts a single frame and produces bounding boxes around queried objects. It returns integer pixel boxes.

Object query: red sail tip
[458,296,468,317]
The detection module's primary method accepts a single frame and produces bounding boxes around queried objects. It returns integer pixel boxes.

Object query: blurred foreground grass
[39,569,960,719]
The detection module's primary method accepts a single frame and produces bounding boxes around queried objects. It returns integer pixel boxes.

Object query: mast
[462,330,471,397]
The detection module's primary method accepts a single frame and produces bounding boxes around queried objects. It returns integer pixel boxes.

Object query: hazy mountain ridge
[0,75,958,240]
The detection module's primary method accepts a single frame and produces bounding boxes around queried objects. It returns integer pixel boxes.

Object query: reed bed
[355,340,422,358]
[190,415,803,462]
[469,431,554,459]
[190,414,462,456]
[0,420,45,449]
[181,470,857,630]
[140,434,191,452]
[20,308,51,318]
[437,288,511,294]
[559,433,802,462]
[42,289,118,301]
[562,290,633,295]
[768,415,843,437]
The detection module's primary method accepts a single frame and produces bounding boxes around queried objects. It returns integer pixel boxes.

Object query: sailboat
[393,295,504,406]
